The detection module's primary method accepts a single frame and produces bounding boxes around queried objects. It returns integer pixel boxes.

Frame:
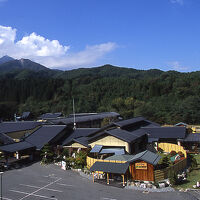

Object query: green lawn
[175,154,200,190]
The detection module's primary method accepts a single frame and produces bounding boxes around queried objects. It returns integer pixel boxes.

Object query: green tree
[41,143,54,164]
[74,151,87,169]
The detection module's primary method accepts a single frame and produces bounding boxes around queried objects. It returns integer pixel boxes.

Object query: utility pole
[0,172,3,199]
[73,98,76,130]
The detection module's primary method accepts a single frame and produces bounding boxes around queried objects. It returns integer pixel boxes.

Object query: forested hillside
[0,61,200,125]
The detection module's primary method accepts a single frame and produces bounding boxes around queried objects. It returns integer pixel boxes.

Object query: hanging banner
[135,163,147,170]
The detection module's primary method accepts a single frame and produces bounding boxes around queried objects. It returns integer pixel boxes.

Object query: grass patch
[194,154,200,165]
[175,154,200,190]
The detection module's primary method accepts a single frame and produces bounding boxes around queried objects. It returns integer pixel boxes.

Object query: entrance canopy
[90,145,125,155]
[90,145,103,153]
[90,161,129,174]
[100,148,125,155]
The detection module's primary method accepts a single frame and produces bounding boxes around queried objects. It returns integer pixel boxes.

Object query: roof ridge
[42,125,66,127]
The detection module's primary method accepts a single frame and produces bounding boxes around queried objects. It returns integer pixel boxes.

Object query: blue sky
[0,0,199,71]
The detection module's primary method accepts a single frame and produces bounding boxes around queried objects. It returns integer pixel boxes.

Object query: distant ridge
[0,55,14,64]
[0,58,49,73]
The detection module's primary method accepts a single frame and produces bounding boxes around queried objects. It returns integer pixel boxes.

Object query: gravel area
[125,185,175,192]
[77,170,176,193]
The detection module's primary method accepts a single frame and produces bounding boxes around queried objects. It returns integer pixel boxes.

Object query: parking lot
[0,162,196,200]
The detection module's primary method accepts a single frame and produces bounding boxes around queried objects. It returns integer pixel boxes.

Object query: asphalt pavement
[1,162,198,200]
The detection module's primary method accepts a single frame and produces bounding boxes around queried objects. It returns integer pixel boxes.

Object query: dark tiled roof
[88,128,143,144]
[62,128,99,146]
[113,117,145,127]
[130,150,161,165]
[73,137,90,147]
[105,128,140,143]
[0,133,14,145]
[0,121,41,134]
[129,129,147,137]
[148,138,159,143]
[183,133,200,142]
[0,141,35,153]
[87,132,106,143]
[105,150,161,165]
[50,112,120,125]
[105,154,133,161]
[127,150,161,165]
[68,113,99,117]
[90,161,129,174]
[143,127,186,139]
[39,113,62,120]
[113,117,160,131]
[105,150,160,165]
[25,125,66,150]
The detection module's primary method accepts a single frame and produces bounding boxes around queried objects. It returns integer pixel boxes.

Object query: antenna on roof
[73,98,76,130]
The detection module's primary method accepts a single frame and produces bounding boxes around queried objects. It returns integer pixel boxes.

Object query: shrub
[54,155,62,162]
[61,148,69,158]
[158,154,172,168]
[190,155,198,169]
[74,151,87,169]
[65,157,75,169]
[40,143,54,164]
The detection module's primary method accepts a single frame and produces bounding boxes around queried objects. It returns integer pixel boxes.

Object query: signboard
[135,163,147,170]
[61,161,66,170]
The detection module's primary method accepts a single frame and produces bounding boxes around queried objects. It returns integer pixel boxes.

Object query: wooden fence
[154,158,187,182]
[86,156,126,169]
[158,143,187,158]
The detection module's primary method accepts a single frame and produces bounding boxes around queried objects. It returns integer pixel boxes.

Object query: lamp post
[0,172,3,199]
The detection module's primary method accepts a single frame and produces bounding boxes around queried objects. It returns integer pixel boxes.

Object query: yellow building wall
[89,135,130,153]
[191,126,200,133]
[66,142,87,149]
[158,143,187,158]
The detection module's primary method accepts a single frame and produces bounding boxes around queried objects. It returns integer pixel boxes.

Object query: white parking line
[19,184,63,192]
[101,198,117,200]
[19,177,61,200]
[10,190,57,200]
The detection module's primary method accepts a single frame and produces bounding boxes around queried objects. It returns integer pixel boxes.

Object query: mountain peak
[19,58,25,66]
[0,57,50,74]
[0,55,15,64]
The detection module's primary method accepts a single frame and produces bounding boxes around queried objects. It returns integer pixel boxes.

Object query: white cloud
[16,32,70,57]
[170,0,183,5]
[35,42,117,68]
[0,25,117,69]
[168,61,188,72]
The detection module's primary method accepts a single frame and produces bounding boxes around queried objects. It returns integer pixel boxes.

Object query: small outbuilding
[90,150,161,186]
